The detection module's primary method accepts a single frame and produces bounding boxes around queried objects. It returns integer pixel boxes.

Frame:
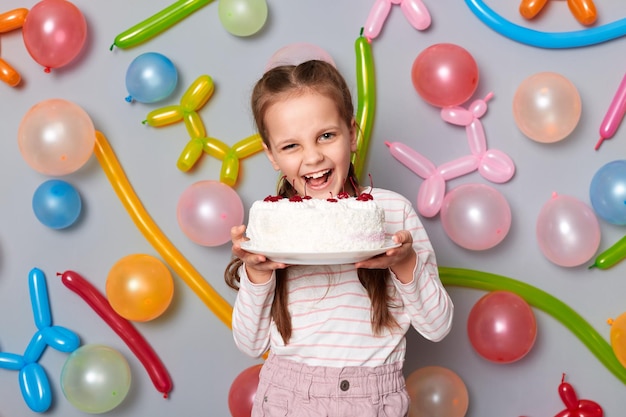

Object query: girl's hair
[224,60,398,344]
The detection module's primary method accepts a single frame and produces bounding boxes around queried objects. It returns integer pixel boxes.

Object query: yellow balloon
[106,254,174,322]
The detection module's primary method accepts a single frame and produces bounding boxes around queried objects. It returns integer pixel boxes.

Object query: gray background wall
[1,0,625,415]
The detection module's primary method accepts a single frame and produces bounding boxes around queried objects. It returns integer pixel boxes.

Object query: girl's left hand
[355,230,415,270]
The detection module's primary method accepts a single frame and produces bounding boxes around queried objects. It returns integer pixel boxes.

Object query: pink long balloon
[364,0,430,40]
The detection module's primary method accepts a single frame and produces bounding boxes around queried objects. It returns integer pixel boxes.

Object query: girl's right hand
[230,225,288,284]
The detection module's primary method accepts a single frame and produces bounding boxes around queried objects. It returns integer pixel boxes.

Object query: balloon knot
[44,67,51,74]
[109,43,115,51]
[607,318,614,325]
[141,120,147,125]
[125,96,133,103]
[163,393,168,399]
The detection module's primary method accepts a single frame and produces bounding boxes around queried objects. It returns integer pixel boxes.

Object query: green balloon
[439,267,626,385]
[218,0,268,37]
[61,344,131,414]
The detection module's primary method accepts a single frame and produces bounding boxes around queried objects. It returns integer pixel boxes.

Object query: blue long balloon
[465,0,626,48]
[29,268,51,329]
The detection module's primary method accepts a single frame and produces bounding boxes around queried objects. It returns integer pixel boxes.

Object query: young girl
[225,60,453,417]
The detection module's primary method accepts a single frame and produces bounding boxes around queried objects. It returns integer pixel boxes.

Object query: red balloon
[555,375,603,417]
[411,43,479,107]
[22,0,87,71]
[228,364,262,417]
[467,290,537,363]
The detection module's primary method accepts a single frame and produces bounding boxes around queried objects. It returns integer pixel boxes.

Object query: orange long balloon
[94,131,233,328]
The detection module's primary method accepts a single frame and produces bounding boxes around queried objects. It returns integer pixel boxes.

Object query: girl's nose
[303,146,324,164]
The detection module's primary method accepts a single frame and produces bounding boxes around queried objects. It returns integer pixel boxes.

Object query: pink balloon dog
[386,93,515,218]
[364,0,431,40]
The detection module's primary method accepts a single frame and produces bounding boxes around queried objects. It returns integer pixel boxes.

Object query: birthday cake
[245,191,386,253]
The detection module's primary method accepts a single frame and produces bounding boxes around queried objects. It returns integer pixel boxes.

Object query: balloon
[61,344,131,414]
[589,235,626,269]
[29,268,51,329]
[32,179,82,229]
[93,131,233,328]
[106,254,174,322]
[441,183,511,251]
[596,73,626,150]
[59,270,173,397]
[589,160,626,225]
[125,52,178,103]
[111,0,212,49]
[19,362,51,413]
[519,0,596,25]
[555,374,603,417]
[0,57,20,87]
[536,193,601,267]
[513,72,581,143]
[228,364,262,417]
[218,0,268,37]
[608,311,626,369]
[465,0,626,48]
[22,0,86,71]
[405,366,468,417]
[467,290,537,363]
[264,43,336,72]
[177,180,244,246]
[0,8,28,32]
[18,99,95,176]
[352,31,376,182]
[411,43,479,108]
[439,267,626,385]
[364,0,431,40]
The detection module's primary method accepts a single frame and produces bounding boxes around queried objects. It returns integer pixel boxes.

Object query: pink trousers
[251,354,410,417]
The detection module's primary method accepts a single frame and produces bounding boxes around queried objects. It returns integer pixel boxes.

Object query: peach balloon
[106,254,174,322]
[513,72,581,143]
[609,311,626,368]
[18,99,95,176]
[406,366,468,417]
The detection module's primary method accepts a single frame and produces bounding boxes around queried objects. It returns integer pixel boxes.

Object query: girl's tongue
[305,170,331,190]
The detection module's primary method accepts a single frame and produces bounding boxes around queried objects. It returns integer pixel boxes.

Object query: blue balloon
[465,0,626,49]
[29,268,51,329]
[590,160,626,225]
[19,363,52,413]
[32,179,82,229]
[125,52,178,103]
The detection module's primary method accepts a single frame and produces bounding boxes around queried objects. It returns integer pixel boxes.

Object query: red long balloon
[58,270,173,398]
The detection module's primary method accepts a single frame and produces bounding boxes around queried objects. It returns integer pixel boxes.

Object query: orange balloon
[609,312,626,368]
[106,254,174,322]
[406,366,468,417]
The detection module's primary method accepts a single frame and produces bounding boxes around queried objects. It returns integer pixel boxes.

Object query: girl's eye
[282,143,297,151]
[320,132,334,141]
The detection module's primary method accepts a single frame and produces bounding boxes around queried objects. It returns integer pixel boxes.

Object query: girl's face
[263,91,357,199]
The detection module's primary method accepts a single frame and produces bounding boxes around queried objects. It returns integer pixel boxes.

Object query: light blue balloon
[32,179,82,229]
[125,52,178,103]
[465,0,626,49]
[589,160,626,225]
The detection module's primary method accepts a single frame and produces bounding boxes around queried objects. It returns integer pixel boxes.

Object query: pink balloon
[411,43,479,107]
[467,291,537,363]
[513,72,581,143]
[228,364,262,417]
[18,99,95,176]
[177,180,244,247]
[405,366,468,417]
[440,183,511,250]
[265,43,335,72]
[22,0,87,71]
[536,193,601,267]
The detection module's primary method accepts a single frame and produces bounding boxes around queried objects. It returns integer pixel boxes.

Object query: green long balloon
[110,0,213,50]
[352,29,375,181]
[438,267,626,385]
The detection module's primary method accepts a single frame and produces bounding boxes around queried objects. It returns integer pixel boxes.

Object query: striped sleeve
[374,188,454,342]
[231,266,275,358]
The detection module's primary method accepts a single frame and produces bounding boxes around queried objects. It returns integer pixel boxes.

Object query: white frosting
[246,196,386,253]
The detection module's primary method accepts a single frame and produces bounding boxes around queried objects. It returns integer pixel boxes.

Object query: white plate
[240,240,401,265]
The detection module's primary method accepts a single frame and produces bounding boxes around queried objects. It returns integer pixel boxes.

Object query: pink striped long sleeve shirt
[232,188,453,367]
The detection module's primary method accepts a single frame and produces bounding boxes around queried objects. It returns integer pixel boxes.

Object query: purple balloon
[177,181,244,247]
[440,183,511,250]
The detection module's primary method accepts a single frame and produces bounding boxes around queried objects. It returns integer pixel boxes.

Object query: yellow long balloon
[94,131,233,328]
